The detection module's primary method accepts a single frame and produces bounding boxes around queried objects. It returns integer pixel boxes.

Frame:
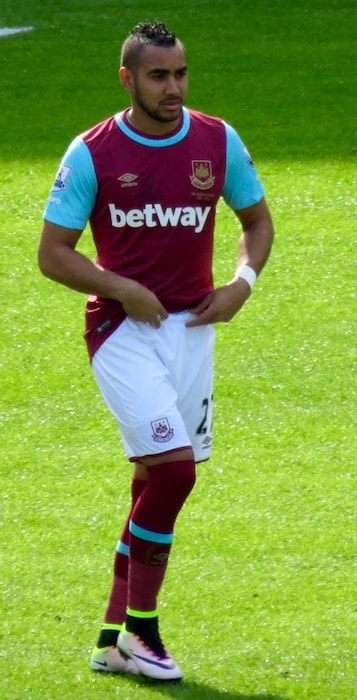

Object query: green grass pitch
[0,1,356,698]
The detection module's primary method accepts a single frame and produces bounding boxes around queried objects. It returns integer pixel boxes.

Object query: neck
[126,108,182,136]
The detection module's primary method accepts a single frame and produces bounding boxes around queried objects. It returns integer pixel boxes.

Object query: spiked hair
[120,21,181,71]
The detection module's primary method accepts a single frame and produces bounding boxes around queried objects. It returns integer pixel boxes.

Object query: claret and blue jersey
[44,107,264,357]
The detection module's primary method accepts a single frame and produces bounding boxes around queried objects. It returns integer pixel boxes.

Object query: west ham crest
[190,160,215,190]
[151,417,174,443]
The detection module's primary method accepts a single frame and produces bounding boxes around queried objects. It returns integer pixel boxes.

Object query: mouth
[161,99,183,111]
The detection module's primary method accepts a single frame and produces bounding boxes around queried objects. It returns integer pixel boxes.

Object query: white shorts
[92,312,215,462]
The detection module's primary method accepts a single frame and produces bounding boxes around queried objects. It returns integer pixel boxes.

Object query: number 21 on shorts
[196,394,213,435]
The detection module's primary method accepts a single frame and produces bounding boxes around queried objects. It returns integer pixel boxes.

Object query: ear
[119,66,134,92]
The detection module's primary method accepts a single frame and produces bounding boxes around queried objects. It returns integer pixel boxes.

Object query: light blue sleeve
[222,122,265,210]
[43,136,97,229]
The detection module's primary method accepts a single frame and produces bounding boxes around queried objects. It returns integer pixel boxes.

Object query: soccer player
[38,21,274,681]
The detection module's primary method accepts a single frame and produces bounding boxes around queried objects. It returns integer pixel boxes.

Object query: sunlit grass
[1,1,356,699]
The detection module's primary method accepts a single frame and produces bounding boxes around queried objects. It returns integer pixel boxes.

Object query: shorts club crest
[151,418,174,443]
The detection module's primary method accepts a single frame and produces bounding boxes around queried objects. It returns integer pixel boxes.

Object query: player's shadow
[132,676,289,700]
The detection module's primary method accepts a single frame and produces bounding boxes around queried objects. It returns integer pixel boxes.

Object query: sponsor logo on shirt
[108,203,211,234]
[190,160,215,190]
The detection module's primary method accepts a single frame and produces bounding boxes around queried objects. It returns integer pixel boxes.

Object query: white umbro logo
[118,173,138,187]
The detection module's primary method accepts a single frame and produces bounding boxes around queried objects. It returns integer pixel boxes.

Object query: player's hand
[185,280,251,327]
[118,278,168,328]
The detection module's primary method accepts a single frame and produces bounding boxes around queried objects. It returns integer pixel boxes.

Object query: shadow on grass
[123,675,288,700]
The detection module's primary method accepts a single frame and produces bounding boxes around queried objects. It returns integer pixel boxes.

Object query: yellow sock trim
[101,622,122,631]
[126,607,158,619]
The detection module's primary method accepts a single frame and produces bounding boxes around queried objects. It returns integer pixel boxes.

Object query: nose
[165,75,181,95]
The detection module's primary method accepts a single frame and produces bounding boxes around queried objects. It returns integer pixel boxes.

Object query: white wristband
[235,265,257,290]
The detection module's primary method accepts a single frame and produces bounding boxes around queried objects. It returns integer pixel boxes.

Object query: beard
[133,80,183,123]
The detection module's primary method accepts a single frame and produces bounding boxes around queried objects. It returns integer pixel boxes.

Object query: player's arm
[235,195,274,280]
[186,197,274,326]
[38,221,168,327]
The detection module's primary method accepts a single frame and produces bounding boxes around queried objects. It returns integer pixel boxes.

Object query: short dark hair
[120,21,181,71]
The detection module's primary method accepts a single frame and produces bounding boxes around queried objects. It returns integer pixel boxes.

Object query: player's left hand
[185,279,251,327]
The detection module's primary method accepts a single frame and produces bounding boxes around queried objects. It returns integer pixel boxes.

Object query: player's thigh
[92,319,192,459]
[92,321,169,418]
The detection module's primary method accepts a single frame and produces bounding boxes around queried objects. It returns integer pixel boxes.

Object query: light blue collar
[114,107,190,147]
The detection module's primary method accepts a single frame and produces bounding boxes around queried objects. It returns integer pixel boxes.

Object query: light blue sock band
[116,540,130,556]
[129,520,173,544]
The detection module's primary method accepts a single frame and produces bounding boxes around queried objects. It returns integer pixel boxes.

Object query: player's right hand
[118,278,168,328]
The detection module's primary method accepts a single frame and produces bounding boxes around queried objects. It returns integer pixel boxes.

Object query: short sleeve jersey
[44,107,264,358]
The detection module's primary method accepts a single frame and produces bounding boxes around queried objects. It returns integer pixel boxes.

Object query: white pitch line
[0,26,34,38]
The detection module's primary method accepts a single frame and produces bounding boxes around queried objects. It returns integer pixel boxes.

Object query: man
[38,21,274,681]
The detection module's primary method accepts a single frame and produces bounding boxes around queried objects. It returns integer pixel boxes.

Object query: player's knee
[134,458,196,533]
[148,458,196,502]
[169,458,196,499]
